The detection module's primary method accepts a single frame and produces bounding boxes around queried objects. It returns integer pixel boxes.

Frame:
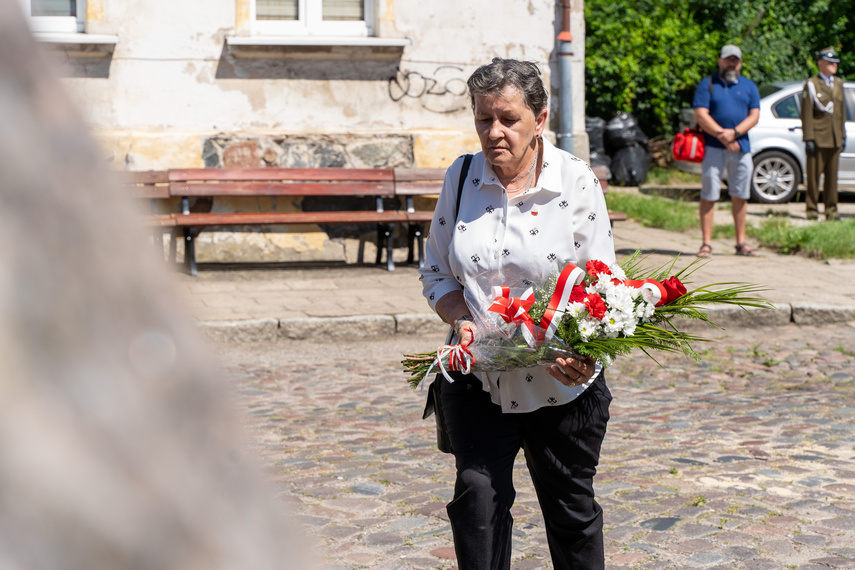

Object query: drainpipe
[557,0,574,154]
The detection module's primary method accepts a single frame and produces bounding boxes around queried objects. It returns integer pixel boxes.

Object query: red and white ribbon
[538,263,587,342]
[420,343,475,389]
[623,278,668,306]
[488,285,537,345]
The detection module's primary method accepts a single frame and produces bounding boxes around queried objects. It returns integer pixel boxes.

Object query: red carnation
[662,276,687,304]
[570,284,587,303]
[586,260,611,279]
[584,293,607,320]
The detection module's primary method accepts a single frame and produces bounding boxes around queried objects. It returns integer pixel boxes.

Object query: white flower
[567,301,586,317]
[578,318,601,341]
[634,298,656,322]
[602,311,623,338]
[609,264,627,280]
[605,284,634,314]
[621,319,637,336]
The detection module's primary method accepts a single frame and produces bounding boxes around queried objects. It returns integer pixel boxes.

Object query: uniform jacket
[801,75,845,148]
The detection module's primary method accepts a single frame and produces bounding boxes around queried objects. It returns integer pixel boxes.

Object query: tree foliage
[585,0,855,138]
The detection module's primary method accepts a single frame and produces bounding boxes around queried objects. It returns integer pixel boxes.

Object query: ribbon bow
[488,285,535,325]
[623,279,669,306]
[419,343,475,388]
[624,276,686,306]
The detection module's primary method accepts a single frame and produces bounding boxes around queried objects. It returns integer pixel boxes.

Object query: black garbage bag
[604,112,649,153]
[588,150,612,168]
[611,144,650,186]
[585,116,607,156]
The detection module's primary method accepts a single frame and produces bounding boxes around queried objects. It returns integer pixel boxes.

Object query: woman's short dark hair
[467,58,548,116]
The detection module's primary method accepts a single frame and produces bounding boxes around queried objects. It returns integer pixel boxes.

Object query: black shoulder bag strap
[455,154,473,222]
[422,154,473,455]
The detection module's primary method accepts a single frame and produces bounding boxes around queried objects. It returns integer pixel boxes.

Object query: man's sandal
[697,243,713,258]
[735,242,760,256]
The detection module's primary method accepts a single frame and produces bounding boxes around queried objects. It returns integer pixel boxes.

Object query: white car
[748,80,855,203]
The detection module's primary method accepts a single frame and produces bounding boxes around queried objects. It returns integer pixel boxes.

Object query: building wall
[40,0,588,262]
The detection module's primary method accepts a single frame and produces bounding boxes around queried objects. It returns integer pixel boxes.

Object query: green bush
[585,0,854,138]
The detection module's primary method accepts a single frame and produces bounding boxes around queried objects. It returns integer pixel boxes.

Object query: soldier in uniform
[801,47,846,221]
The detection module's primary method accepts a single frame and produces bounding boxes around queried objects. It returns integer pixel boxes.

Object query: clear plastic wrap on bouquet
[405,253,774,390]
[432,327,581,376]
[429,264,585,380]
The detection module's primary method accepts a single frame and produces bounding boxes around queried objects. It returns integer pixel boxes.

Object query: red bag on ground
[672,128,705,163]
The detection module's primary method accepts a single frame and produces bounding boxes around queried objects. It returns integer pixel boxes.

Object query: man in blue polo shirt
[692,44,761,257]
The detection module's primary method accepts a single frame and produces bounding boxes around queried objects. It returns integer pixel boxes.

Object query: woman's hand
[455,320,477,348]
[548,356,596,387]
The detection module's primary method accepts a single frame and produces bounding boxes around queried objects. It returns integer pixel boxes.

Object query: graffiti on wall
[388,65,468,114]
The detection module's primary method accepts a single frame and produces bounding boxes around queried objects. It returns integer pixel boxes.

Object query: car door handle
[788,126,802,131]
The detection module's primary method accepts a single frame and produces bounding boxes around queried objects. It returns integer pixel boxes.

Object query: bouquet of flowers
[402,252,770,390]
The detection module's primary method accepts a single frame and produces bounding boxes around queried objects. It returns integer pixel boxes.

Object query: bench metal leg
[375,224,384,266]
[169,229,178,263]
[153,228,163,252]
[375,223,395,271]
[407,223,426,266]
[184,227,197,277]
[386,223,395,272]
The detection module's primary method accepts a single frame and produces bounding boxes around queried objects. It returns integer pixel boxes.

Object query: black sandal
[735,242,760,256]
[697,243,713,258]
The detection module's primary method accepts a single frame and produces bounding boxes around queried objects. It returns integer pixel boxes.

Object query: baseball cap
[720,44,742,60]
[816,47,840,63]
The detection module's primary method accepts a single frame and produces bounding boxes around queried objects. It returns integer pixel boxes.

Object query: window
[21,0,85,33]
[772,94,800,119]
[252,0,372,36]
[845,87,855,122]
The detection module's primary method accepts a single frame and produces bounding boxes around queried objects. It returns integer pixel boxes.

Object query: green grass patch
[605,192,737,237]
[749,217,855,260]
[645,166,702,186]
[605,192,697,232]
[606,190,855,260]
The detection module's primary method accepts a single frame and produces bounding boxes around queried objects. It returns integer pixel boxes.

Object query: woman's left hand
[548,356,597,387]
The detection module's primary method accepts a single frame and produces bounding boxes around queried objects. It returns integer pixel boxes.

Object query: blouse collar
[475,137,563,195]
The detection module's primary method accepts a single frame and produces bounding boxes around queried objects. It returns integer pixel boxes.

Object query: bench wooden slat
[124,185,170,199]
[171,211,409,227]
[406,212,435,223]
[168,168,395,182]
[168,181,394,197]
[117,170,171,198]
[117,170,170,184]
[394,168,447,181]
[395,181,443,195]
[142,215,177,227]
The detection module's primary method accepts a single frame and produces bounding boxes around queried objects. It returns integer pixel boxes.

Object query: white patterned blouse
[419,137,616,413]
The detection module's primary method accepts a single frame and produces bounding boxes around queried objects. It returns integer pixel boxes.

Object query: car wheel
[750,151,800,203]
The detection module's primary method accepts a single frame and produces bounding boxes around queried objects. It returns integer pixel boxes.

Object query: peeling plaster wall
[55,0,586,263]
[59,0,583,170]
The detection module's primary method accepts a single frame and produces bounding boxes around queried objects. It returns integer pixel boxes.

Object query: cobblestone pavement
[217,323,855,569]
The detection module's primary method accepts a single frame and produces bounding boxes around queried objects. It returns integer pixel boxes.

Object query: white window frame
[20,0,86,33]
[251,0,373,37]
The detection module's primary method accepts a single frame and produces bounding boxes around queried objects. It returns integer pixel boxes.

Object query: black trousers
[439,371,611,570]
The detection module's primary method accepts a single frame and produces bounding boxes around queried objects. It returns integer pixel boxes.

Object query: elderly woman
[418,58,616,569]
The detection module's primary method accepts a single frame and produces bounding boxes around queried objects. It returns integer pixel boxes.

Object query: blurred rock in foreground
[0,2,317,568]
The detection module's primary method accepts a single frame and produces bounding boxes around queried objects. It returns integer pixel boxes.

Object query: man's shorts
[700,146,753,201]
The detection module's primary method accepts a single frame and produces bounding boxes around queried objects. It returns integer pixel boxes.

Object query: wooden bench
[391,167,628,265]
[393,168,445,265]
[168,168,411,275]
[118,170,178,258]
[121,166,625,275]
